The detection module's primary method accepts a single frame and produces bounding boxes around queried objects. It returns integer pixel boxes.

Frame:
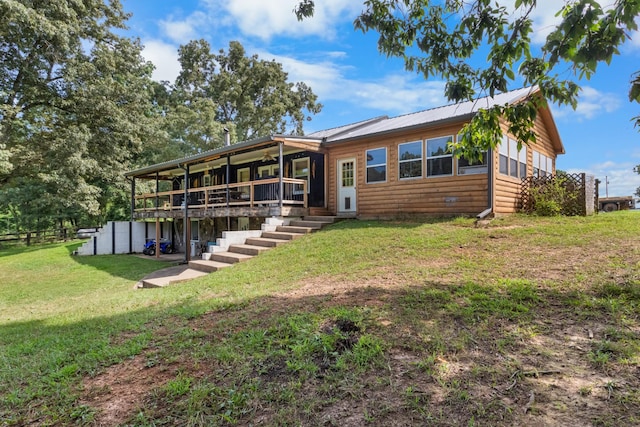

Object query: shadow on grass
[63,241,176,282]
[2,278,639,426]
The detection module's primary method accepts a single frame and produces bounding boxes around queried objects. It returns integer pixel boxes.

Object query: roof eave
[322,113,475,145]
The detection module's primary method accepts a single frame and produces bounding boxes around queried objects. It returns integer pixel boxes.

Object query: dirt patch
[81,354,177,426]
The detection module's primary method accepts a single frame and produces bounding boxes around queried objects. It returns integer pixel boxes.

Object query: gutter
[322,113,476,146]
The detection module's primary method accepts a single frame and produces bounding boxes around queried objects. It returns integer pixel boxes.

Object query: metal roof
[127,86,563,178]
[313,86,539,143]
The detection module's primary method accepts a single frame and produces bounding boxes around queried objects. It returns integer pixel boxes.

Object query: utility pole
[605,176,609,198]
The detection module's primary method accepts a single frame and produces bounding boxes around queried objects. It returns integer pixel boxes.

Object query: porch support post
[130,177,136,221]
[183,164,190,263]
[155,217,160,259]
[226,155,231,231]
[278,142,284,209]
[129,177,135,254]
[155,172,159,211]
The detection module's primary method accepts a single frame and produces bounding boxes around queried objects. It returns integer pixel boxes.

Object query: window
[426,136,453,177]
[457,135,488,175]
[341,160,354,187]
[518,146,527,179]
[236,168,250,197]
[533,150,552,177]
[366,147,387,183]
[499,136,526,178]
[398,141,423,179]
[237,168,250,183]
[257,164,278,178]
[458,154,488,175]
[292,158,310,193]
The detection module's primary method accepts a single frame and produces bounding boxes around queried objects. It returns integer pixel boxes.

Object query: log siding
[326,123,490,218]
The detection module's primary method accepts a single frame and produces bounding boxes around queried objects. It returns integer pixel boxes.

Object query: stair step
[189,260,233,273]
[245,237,289,248]
[303,216,336,223]
[211,251,254,264]
[229,244,272,256]
[289,220,325,229]
[261,231,306,241]
[276,225,313,234]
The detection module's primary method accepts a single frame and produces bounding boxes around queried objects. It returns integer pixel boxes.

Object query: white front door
[338,158,356,213]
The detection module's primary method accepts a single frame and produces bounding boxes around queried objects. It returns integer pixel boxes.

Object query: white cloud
[567,161,640,198]
[351,76,447,113]
[206,0,360,40]
[553,86,621,120]
[158,11,208,44]
[259,50,448,114]
[141,40,181,83]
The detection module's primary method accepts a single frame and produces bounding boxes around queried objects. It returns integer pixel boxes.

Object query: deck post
[155,217,160,259]
[183,164,190,263]
[128,176,134,251]
[130,177,135,221]
[226,155,231,231]
[278,142,284,209]
[155,172,159,211]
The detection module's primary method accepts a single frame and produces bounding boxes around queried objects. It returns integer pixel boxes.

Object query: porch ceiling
[127,136,322,180]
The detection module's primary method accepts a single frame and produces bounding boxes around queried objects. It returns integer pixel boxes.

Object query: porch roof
[126,134,322,180]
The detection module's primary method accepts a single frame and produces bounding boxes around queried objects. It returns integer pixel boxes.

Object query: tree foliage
[296,0,640,160]
[174,40,322,142]
[0,3,322,230]
[0,0,158,228]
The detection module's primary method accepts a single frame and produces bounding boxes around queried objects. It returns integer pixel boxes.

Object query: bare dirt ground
[81,224,640,426]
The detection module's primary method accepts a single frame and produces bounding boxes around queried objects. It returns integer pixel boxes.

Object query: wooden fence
[520,173,597,216]
[0,228,74,246]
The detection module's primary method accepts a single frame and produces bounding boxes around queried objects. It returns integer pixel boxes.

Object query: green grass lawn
[1,212,639,426]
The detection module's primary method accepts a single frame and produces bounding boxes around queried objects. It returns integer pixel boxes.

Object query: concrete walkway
[135,264,208,288]
[134,253,207,288]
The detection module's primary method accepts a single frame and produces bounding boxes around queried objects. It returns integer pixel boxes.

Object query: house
[125,86,563,254]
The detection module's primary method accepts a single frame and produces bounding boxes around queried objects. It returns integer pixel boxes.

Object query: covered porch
[126,135,327,221]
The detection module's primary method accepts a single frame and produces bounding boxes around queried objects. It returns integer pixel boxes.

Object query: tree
[296,0,640,160]
[0,0,158,228]
[146,80,235,161]
[175,40,322,142]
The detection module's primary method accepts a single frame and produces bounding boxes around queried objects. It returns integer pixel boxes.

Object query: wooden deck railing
[134,178,307,212]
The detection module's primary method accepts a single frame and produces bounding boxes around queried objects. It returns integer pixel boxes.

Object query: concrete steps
[189,259,233,273]
[229,244,272,256]
[211,251,254,264]
[245,237,290,248]
[261,230,307,241]
[302,216,337,224]
[289,220,326,229]
[275,225,314,234]
[147,215,339,284]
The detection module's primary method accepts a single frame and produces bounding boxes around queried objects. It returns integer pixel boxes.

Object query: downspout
[476,148,494,220]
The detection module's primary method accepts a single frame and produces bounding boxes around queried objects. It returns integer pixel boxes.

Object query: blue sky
[121,0,640,198]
